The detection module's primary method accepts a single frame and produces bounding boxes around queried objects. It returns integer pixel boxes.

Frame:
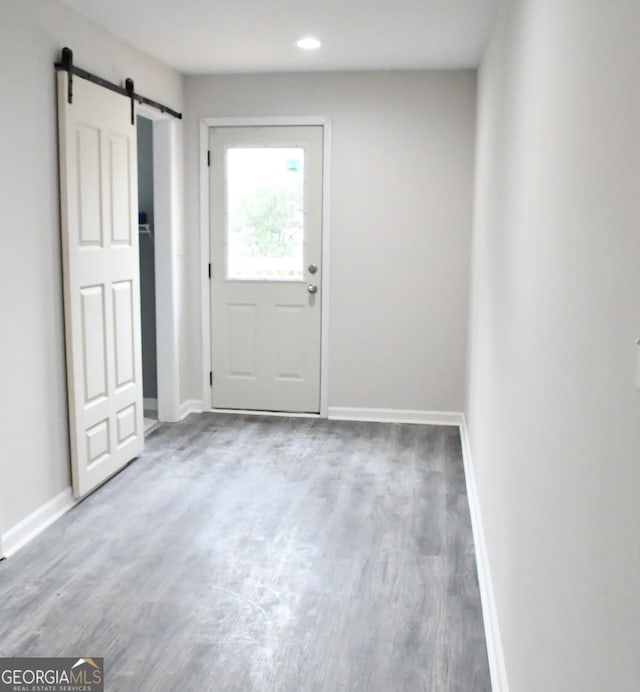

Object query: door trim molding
[199,116,332,417]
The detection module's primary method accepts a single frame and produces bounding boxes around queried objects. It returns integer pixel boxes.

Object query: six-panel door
[58,72,144,498]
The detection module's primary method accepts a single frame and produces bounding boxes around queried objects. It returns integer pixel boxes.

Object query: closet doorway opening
[135,105,181,426]
[137,115,159,432]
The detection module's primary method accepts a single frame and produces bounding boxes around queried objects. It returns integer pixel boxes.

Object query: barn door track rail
[54,47,182,124]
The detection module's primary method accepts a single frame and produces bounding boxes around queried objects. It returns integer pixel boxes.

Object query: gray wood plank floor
[0,414,490,692]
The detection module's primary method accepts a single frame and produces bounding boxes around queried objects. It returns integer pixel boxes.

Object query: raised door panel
[116,404,138,447]
[275,304,306,381]
[227,304,257,378]
[76,125,103,247]
[80,285,108,405]
[109,135,133,245]
[86,419,111,468]
[112,280,135,390]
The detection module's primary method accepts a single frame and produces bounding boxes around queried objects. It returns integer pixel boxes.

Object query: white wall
[466,1,640,689]
[184,71,476,413]
[0,0,184,534]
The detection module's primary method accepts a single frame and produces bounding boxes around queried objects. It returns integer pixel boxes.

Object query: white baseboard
[178,399,204,420]
[1,488,76,559]
[143,397,158,411]
[459,416,509,692]
[327,407,464,426]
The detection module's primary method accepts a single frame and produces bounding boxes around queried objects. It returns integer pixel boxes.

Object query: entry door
[57,72,144,498]
[210,126,323,413]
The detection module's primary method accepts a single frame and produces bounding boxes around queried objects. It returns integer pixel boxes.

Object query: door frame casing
[199,116,332,417]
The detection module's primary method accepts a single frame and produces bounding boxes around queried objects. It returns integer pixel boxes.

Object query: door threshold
[210,408,322,419]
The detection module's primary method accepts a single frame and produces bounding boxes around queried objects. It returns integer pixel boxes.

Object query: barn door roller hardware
[54,47,182,123]
[125,78,136,125]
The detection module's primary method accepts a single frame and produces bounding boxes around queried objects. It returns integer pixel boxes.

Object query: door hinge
[207,150,211,167]
[209,371,213,387]
[208,263,211,279]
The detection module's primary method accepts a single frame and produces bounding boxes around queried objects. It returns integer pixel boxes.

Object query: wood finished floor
[0,414,490,691]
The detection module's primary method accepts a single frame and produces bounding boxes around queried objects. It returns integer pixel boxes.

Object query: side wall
[184,71,476,414]
[466,1,640,689]
[0,0,184,535]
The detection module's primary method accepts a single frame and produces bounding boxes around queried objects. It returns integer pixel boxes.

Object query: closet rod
[54,47,182,123]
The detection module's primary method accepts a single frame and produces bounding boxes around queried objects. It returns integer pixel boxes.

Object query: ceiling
[58,0,499,74]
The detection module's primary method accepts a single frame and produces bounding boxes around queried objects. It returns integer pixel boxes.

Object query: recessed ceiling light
[296,37,322,51]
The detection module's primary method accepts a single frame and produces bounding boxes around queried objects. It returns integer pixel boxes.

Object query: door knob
[307,284,318,294]
[308,263,318,275]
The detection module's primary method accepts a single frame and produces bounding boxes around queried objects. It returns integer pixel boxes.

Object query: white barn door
[57,72,144,498]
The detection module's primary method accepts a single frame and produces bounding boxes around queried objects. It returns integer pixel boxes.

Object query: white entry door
[210,126,323,413]
[57,72,144,498]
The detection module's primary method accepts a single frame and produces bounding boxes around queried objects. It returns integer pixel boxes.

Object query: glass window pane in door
[226,147,305,280]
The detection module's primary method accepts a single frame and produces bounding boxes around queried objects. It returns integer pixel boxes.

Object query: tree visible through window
[226,148,305,280]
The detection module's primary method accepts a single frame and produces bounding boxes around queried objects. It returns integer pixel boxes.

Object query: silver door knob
[307,284,318,294]
[308,263,318,275]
